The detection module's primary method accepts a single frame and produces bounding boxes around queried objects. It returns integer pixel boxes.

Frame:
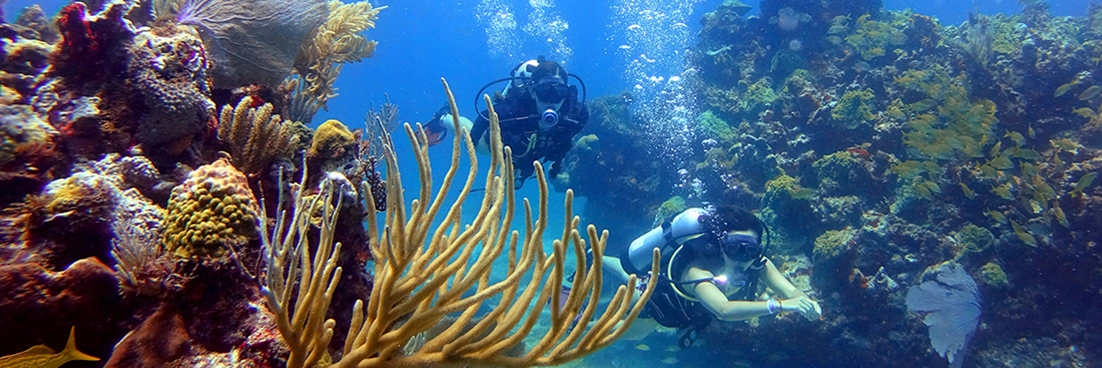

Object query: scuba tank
[623,207,710,275]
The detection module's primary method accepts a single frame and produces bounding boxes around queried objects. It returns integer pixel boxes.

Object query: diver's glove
[782,296,822,321]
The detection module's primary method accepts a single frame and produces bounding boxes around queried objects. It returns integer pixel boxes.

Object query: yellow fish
[0,327,99,368]
[960,183,976,199]
[662,357,681,364]
[635,344,651,351]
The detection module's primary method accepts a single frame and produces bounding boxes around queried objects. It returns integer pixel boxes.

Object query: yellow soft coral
[217,96,298,174]
[162,158,260,258]
[287,0,385,123]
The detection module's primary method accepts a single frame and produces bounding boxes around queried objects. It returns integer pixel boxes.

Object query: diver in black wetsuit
[423,56,589,189]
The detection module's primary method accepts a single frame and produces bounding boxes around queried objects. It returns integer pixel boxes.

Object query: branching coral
[288,0,385,124]
[262,79,658,368]
[218,96,298,175]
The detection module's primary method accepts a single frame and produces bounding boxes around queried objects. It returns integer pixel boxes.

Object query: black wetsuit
[470,86,588,188]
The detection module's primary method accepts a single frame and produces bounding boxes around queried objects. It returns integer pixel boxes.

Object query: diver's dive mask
[721,233,762,262]
[532,77,569,103]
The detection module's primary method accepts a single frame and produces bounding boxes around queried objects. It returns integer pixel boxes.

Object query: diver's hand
[782,296,822,321]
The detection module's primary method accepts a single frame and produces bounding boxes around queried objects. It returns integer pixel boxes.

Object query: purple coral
[175,0,329,88]
[906,262,982,367]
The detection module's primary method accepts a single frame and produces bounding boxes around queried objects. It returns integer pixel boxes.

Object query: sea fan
[905,262,982,368]
[175,0,329,88]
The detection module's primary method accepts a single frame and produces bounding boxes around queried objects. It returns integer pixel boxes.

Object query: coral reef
[162,158,260,259]
[217,96,298,175]
[566,2,1102,366]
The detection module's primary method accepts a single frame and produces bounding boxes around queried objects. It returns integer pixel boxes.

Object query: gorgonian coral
[174,0,329,88]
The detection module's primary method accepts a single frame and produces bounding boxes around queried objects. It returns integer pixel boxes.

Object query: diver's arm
[759,258,822,320]
[688,267,775,322]
[759,258,806,299]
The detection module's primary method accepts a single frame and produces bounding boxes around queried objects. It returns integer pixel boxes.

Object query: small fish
[792,187,816,200]
[1030,192,1048,213]
[1054,154,1065,170]
[1020,162,1037,177]
[1004,131,1025,147]
[960,182,976,199]
[635,344,651,351]
[664,345,679,352]
[1054,205,1070,228]
[1073,107,1096,118]
[989,141,1002,158]
[978,164,996,178]
[1054,82,1075,97]
[989,156,1013,170]
[915,181,932,199]
[1050,138,1079,152]
[1078,85,1102,101]
[1033,175,1056,200]
[1010,220,1038,247]
[662,357,680,364]
[993,184,1014,200]
[978,134,989,149]
[1028,126,1035,139]
[0,327,99,368]
[986,210,1007,224]
[1069,172,1098,196]
[1014,149,1040,161]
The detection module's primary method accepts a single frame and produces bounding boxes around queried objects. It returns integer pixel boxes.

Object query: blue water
[2,0,1093,366]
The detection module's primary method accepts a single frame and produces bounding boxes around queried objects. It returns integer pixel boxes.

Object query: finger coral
[162,158,261,259]
[217,96,298,175]
[262,79,657,368]
[173,0,330,88]
[128,25,215,154]
[287,0,384,124]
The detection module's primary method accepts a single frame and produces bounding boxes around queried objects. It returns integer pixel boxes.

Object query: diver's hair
[712,204,764,243]
[531,57,567,83]
[679,204,763,270]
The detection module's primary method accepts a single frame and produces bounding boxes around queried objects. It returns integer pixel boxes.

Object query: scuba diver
[423,56,589,189]
[602,204,822,347]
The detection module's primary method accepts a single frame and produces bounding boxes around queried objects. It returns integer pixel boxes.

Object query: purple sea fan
[175,0,329,89]
[905,262,982,368]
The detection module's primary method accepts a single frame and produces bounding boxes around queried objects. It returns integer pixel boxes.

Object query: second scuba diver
[423,56,589,189]
[603,204,823,347]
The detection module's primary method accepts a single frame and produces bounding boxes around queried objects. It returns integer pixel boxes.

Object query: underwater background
[0,0,1100,367]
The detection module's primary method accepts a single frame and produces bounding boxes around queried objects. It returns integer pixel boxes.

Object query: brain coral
[128,25,215,154]
[162,158,260,258]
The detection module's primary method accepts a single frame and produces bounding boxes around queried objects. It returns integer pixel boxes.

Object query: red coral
[57,3,97,55]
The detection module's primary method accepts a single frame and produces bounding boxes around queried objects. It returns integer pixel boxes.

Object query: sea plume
[174,0,329,88]
[905,262,982,367]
